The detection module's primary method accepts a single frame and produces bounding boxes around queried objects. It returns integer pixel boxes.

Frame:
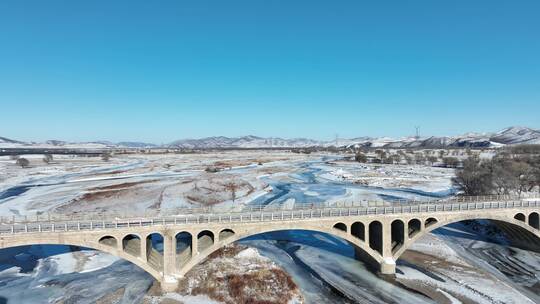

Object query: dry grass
[87,180,156,191]
[177,244,302,304]
[93,288,125,304]
[191,268,297,304]
[55,180,159,212]
[184,176,254,206]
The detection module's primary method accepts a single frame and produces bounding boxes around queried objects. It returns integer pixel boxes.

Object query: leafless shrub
[443,157,459,168]
[16,158,29,168]
[355,152,368,163]
[101,153,111,162]
[43,154,53,164]
[453,153,540,196]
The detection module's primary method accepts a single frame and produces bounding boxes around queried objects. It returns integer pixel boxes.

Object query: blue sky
[0,1,539,143]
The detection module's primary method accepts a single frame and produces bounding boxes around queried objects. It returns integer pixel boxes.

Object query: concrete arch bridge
[0,195,539,292]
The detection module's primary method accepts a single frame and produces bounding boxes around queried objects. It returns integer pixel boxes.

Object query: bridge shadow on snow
[240,229,357,260]
[0,245,95,273]
[432,220,540,253]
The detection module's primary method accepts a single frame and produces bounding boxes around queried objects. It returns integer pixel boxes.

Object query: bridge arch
[178,225,383,277]
[351,221,365,241]
[333,222,347,232]
[219,229,235,241]
[393,213,540,262]
[425,217,438,228]
[197,230,215,253]
[368,220,383,255]
[514,213,526,222]
[391,219,405,254]
[530,212,540,229]
[98,235,117,247]
[145,232,165,271]
[0,236,163,283]
[175,231,193,268]
[407,219,421,238]
[122,234,142,257]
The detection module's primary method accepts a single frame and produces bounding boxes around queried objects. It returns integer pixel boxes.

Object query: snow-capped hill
[116,142,158,148]
[0,136,27,148]
[0,136,24,144]
[0,137,156,149]
[343,127,539,149]
[45,140,67,146]
[164,127,539,149]
[490,126,540,145]
[169,136,324,148]
[169,136,234,149]
[2,126,539,149]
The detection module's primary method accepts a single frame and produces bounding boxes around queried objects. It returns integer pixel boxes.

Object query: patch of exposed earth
[144,244,303,304]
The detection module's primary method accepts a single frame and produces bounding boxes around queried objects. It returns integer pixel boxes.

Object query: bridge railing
[0,199,540,235]
[0,194,539,230]
[0,193,539,224]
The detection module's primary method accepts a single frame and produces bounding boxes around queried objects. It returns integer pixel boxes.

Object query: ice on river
[0,152,539,303]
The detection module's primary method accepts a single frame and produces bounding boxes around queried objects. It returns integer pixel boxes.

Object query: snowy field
[0,151,539,303]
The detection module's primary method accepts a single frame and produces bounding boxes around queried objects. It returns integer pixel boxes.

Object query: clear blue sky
[0,1,539,143]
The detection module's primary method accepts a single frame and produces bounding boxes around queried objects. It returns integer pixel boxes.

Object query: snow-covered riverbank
[0,151,538,303]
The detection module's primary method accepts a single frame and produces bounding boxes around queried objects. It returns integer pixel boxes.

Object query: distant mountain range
[168,135,324,149]
[1,126,540,150]
[167,126,540,149]
[0,136,24,145]
[0,138,157,149]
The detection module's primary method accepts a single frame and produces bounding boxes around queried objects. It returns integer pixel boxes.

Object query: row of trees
[354,151,461,168]
[10,154,52,167]
[10,153,111,168]
[453,153,540,196]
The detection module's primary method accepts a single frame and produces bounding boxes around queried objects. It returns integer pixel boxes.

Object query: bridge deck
[1,195,539,235]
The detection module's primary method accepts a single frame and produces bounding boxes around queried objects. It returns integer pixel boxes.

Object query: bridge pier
[380,258,396,274]
[192,233,199,256]
[382,222,393,258]
[163,233,177,276]
[161,276,180,293]
[140,236,148,263]
[380,221,397,275]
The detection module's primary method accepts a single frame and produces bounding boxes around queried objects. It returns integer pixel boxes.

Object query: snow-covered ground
[0,151,538,303]
[318,161,454,194]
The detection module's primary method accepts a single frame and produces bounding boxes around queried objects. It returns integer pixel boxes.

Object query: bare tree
[404,155,414,165]
[443,157,459,168]
[414,153,426,165]
[452,156,492,195]
[224,181,239,202]
[355,152,368,163]
[438,150,445,159]
[534,166,540,194]
[43,154,53,164]
[382,156,393,164]
[375,150,387,159]
[427,156,438,166]
[16,158,30,168]
[101,153,111,162]
[205,166,220,173]
[453,150,540,196]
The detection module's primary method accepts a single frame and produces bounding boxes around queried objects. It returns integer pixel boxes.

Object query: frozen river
[0,154,538,303]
